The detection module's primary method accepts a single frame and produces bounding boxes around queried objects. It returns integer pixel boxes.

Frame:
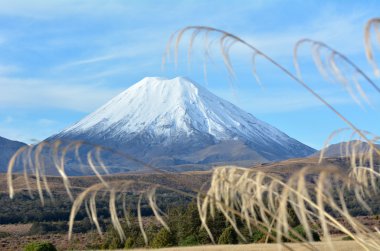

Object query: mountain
[0,136,27,172]
[312,140,380,158]
[50,77,316,173]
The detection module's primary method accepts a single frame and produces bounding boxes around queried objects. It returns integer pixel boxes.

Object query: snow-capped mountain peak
[53,76,315,172]
[62,76,289,143]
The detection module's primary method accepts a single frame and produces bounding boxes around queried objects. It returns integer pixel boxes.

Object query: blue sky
[0,0,379,149]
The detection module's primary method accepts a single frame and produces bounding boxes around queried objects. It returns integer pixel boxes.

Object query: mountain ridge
[0,136,27,172]
[311,140,380,158]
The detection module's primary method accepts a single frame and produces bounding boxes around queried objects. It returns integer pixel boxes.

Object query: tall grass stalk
[6,17,380,250]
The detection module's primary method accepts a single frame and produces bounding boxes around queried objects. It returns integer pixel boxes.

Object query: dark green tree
[151,228,175,248]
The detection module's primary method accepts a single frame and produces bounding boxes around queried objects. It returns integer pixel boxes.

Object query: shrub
[236,225,267,243]
[151,228,175,248]
[84,232,103,250]
[342,235,354,241]
[289,225,320,242]
[197,228,212,244]
[101,236,122,249]
[287,207,301,228]
[251,229,266,243]
[124,237,134,249]
[179,235,199,246]
[108,237,123,250]
[172,202,201,242]
[101,227,124,249]
[0,231,10,238]
[218,226,238,244]
[24,241,57,251]
[28,221,83,235]
[28,222,51,235]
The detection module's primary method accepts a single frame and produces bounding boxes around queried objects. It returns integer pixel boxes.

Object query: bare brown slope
[2,156,367,195]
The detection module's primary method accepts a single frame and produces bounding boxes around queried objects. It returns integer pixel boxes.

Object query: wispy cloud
[225,8,372,61]
[211,86,360,114]
[0,77,123,112]
[55,42,161,71]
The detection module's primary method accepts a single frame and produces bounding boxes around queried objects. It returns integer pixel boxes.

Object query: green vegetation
[0,189,190,224]
[289,225,320,242]
[342,235,354,241]
[179,234,198,246]
[28,219,93,235]
[0,192,86,224]
[98,201,321,249]
[3,171,379,249]
[218,226,238,244]
[0,231,10,238]
[24,241,57,251]
[124,237,134,249]
[151,228,175,248]
[251,228,266,243]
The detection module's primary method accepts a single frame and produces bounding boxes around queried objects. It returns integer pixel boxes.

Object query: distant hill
[311,140,380,158]
[0,136,26,172]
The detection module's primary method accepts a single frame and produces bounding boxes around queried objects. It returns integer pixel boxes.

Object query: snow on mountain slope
[52,76,315,172]
[62,77,291,143]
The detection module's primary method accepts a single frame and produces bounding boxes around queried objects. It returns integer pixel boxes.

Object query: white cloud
[211,86,357,114]
[55,42,161,71]
[193,8,372,62]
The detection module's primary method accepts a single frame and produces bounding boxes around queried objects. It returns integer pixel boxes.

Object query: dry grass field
[0,234,370,251]
[0,156,352,194]
[122,240,372,251]
[1,156,379,250]
[0,223,32,235]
